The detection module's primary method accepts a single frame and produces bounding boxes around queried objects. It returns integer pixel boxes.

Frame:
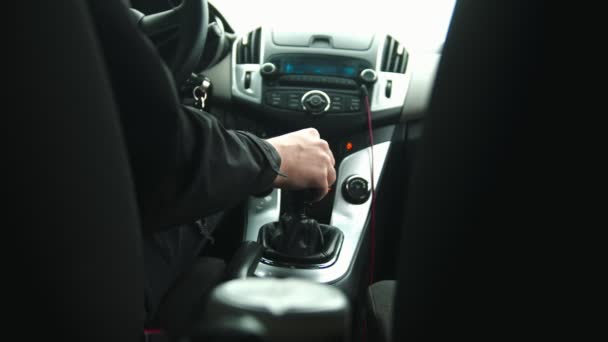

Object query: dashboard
[127,1,441,134]
[126,0,443,292]
[201,26,440,288]
[229,28,412,135]
[132,0,443,299]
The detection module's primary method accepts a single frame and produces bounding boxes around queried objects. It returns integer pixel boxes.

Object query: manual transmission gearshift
[278,190,325,257]
[288,189,316,220]
[257,190,344,268]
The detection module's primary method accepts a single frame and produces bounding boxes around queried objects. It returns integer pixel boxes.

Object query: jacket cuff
[236,131,287,188]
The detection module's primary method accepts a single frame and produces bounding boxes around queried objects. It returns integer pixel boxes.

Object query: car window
[210,0,456,52]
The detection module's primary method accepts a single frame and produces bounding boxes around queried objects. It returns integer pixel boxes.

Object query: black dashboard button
[359,69,378,84]
[260,63,278,78]
[349,98,361,111]
[278,74,358,89]
[266,92,284,107]
[306,94,326,108]
[244,71,252,89]
[330,105,343,112]
[342,175,371,204]
[385,80,393,98]
[265,92,276,104]
[287,100,301,110]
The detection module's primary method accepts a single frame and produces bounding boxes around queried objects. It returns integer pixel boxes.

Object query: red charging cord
[364,93,376,285]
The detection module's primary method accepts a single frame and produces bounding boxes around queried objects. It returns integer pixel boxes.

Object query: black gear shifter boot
[257,191,344,268]
[271,213,325,257]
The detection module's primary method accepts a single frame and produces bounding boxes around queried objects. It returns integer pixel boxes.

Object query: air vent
[381,35,408,74]
[236,27,262,64]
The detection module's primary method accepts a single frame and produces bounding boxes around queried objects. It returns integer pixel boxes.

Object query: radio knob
[301,90,331,115]
[359,68,378,84]
[308,95,324,107]
[342,175,370,204]
[260,63,277,78]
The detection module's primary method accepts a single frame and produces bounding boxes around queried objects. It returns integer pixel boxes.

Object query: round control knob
[308,95,323,106]
[359,68,378,84]
[301,90,331,115]
[260,62,277,77]
[342,175,371,204]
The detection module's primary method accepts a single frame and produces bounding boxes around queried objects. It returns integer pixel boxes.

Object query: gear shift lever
[257,189,344,268]
[273,190,325,257]
[287,189,316,219]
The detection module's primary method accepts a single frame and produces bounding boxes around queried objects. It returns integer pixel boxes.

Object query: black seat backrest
[16,1,144,340]
[392,1,541,340]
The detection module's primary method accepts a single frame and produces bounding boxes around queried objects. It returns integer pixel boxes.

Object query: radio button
[260,63,278,78]
[265,92,284,107]
[306,94,326,107]
[287,100,302,110]
[301,90,331,115]
[349,98,361,112]
[330,104,343,112]
[359,69,378,84]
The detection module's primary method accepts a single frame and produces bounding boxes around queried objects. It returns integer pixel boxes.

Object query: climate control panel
[264,90,362,114]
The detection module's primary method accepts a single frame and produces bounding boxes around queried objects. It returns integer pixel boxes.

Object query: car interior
[16,0,540,341]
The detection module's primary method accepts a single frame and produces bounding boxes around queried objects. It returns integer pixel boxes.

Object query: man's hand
[266,128,336,201]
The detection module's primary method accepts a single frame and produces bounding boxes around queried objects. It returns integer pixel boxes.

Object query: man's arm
[137,106,337,231]
[267,127,336,201]
[133,104,285,232]
[88,0,335,233]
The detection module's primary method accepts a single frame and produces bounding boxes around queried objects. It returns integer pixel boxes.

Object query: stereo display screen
[277,56,369,78]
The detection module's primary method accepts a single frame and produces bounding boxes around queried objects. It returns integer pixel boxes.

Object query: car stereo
[259,54,375,115]
[276,55,369,78]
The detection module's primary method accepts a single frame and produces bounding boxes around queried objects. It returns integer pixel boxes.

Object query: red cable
[365,94,376,285]
[143,328,163,334]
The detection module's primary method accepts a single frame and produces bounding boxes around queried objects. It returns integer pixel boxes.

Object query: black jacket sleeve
[88,0,282,233]
[140,105,282,232]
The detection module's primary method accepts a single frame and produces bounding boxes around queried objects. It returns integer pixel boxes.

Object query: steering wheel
[133,0,209,85]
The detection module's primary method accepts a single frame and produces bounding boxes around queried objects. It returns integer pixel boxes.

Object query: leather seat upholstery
[366,1,541,341]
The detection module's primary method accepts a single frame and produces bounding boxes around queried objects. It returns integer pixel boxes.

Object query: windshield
[210,0,456,52]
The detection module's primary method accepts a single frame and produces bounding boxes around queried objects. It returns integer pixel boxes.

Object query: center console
[260,54,375,115]
[245,141,391,284]
[231,27,411,289]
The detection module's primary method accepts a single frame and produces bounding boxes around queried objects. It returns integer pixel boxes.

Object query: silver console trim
[370,34,413,113]
[231,28,266,104]
[231,64,263,104]
[371,71,411,112]
[244,189,282,242]
[400,52,442,121]
[246,142,391,283]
